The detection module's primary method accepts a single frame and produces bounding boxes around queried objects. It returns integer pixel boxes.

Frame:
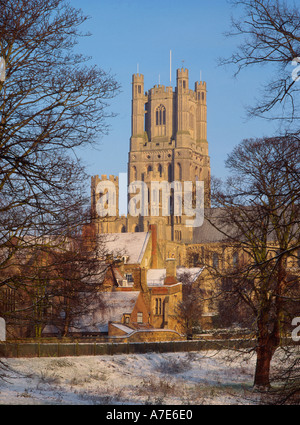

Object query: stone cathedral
[91,68,211,263]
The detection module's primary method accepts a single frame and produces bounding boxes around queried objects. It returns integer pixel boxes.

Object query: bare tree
[174,272,203,340]
[210,135,300,389]
[221,0,300,127]
[29,241,106,338]
[0,0,119,282]
[268,346,300,404]
[0,215,111,338]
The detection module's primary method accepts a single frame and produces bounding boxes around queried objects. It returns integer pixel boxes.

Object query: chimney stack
[164,258,178,285]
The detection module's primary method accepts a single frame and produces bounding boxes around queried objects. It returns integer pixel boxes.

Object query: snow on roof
[110,323,134,334]
[147,267,204,286]
[101,232,150,264]
[71,292,140,333]
[112,267,124,281]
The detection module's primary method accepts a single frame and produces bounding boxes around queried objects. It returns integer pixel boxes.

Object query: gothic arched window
[156,104,166,126]
[132,166,137,181]
[177,163,182,180]
[168,163,172,183]
[158,164,163,177]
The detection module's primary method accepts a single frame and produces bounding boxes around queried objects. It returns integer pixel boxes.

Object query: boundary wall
[0,339,258,358]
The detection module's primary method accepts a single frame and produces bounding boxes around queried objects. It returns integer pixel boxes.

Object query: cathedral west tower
[127,68,211,241]
[92,68,211,246]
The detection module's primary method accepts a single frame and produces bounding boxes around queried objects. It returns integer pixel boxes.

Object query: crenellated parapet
[91,174,119,218]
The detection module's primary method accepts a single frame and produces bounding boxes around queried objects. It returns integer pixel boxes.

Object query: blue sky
[70,0,286,182]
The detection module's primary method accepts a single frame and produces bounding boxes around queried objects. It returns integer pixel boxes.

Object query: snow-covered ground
[0,349,269,405]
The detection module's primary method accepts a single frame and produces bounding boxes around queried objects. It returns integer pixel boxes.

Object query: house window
[155,105,166,126]
[155,298,162,315]
[124,315,130,324]
[192,253,199,267]
[125,273,133,283]
[0,287,16,313]
[233,251,239,268]
[137,312,143,323]
[213,253,219,269]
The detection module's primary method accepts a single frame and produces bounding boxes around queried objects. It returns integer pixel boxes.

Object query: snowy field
[0,349,270,405]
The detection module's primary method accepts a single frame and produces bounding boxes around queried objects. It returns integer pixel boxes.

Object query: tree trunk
[254,342,275,388]
[254,308,279,389]
[254,255,288,388]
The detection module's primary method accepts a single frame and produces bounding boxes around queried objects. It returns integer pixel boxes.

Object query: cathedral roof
[192,207,295,244]
[193,208,230,243]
